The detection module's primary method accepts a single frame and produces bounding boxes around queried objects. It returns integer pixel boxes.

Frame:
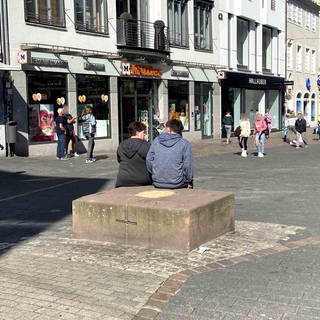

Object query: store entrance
[119,79,157,142]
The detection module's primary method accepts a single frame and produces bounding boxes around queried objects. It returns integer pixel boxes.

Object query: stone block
[72,186,235,252]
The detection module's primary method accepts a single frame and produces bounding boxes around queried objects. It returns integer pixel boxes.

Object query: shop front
[119,62,161,141]
[220,72,284,130]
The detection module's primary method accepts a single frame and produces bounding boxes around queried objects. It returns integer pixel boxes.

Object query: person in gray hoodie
[146,119,193,189]
[115,121,152,187]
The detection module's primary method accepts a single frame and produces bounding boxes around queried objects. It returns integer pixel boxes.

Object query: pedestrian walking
[282,109,291,142]
[238,113,251,157]
[295,112,308,148]
[79,106,96,163]
[222,111,233,144]
[115,121,152,187]
[264,107,272,138]
[55,108,68,160]
[63,106,79,157]
[253,113,268,158]
[146,119,193,189]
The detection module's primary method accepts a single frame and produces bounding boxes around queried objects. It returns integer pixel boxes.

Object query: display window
[76,75,110,138]
[27,72,67,142]
[168,80,189,131]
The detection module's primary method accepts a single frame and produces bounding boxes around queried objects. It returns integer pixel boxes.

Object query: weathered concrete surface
[73,186,235,251]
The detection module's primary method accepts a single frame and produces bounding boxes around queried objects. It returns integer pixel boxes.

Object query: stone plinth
[72,186,235,252]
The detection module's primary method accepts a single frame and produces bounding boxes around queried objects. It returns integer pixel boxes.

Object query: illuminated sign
[121,62,162,77]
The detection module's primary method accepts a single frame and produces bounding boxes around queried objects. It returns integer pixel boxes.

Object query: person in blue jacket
[146,119,193,189]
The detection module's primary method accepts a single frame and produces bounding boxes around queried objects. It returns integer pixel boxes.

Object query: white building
[0,0,286,157]
[215,0,286,129]
[286,0,320,126]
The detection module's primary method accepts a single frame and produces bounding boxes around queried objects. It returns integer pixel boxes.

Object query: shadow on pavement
[0,169,109,256]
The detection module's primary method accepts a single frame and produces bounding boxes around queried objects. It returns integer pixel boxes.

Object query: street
[0,134,320,319]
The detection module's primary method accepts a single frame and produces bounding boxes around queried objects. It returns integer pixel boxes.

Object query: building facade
[0,0,286,157]
[215,0,286,130]
[285,0,320,126]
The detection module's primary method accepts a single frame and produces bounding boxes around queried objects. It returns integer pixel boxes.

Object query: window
[24,0,65,27]
[288,3,293,21]
[296,44,302,72]
[287,41,293,70]
[262,26,272,72]
[311,50,316,74]
[305,11,311,30]
[168,81,189,131]
[75,0,108,34]
[311,14,316,32]
[237,18,249,69]
[311,93,316,121]
[271,0,275,11]
[194,0,213,51]
[298,7,302,25]
[296,92,302,112]
[168,0,189,47]
[305,48,310,73]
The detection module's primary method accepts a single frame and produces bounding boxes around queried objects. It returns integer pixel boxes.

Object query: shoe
[85,159,94,164]
[74,152,80,157]
[241,150,247,157]
[296,146,300,149]
[91,157,96,162]
[258,152,264,157]
[60,156,69,161]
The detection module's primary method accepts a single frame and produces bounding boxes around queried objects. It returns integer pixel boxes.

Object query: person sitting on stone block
[115,121,152,187]
[146,119,193,189]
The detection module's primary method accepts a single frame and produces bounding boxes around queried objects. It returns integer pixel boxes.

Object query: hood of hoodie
[158,133,182,148]
[120,138,144,159]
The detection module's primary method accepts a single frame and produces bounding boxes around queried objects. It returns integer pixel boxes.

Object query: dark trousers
[85,134,95,159]
[57,134,66,158]
[239,137,248,151]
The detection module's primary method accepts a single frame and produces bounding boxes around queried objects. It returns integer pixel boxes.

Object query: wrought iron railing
[116,19,169,52]
[25,11,65,28]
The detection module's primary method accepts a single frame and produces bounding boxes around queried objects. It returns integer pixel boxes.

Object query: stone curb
[132,235,320,320]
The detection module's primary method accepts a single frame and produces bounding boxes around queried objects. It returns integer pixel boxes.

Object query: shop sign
[18,50,28,64]
[171,69,189,78]
[84,62,105,72]
[217,71,226,80]
[248,78,267,85]
[30,57,68,68]
[121,62,162,77]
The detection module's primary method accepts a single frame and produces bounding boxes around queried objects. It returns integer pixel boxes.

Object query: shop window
[168,0,189,47]
[194,0,213,51]
[262,26,272,72]
[27,72,67,142]
[168,81,189,131]
[296,92,302,113]
[76,75,110,138]
[75,0,108,34]
[237,18,249,69]
[24,0,65,27]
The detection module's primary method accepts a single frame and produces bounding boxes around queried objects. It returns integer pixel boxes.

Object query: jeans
[239,137,248,150]
[57,134,66,158]
[224,125,232,140]
[255,132,265,154]
[85,134,95,159]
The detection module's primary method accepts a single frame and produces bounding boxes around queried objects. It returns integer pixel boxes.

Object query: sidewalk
[0,132,319,319]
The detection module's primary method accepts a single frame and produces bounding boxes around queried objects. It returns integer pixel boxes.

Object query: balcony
[116,19,170,54]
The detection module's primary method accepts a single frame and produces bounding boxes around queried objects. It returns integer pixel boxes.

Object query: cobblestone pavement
[0,131,320,319]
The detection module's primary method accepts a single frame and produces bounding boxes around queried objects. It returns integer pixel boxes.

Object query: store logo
[121,62,162,77]
[78,95,86,103]
[18,50,28,64]
[249,78,267,85]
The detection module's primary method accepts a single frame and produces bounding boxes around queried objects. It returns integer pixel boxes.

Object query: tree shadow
[0,170,110,256]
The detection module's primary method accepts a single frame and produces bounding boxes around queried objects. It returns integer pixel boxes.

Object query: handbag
[234,126,241,137]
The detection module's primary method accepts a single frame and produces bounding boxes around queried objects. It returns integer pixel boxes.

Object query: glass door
[119,79,156,142]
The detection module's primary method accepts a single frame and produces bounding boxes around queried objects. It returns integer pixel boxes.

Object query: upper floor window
[311,49,316,74]
[262,26,272,72]
[287,41,293,70]
[296,44,302,72]
[24,0,65,27]
[75,0,108,34]
[237,18,249,69]
[305,11,311,30]
[305,47,310,73]
[311,14,316,32]
[168,0,189,47]
[194,0,213,51]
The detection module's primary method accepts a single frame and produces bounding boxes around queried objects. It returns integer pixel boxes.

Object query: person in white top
[238,113,251,157]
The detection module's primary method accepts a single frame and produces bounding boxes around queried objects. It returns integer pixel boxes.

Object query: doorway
[119,79,157,142]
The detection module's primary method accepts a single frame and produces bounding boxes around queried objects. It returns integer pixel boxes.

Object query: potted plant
[154,20,166,50]
[119,12,137,46]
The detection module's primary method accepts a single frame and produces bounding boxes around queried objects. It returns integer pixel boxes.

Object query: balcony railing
[116,19,169,53]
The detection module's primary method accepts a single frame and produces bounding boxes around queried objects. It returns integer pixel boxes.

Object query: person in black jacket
[295,112,308,148]
[115,121,152,187]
